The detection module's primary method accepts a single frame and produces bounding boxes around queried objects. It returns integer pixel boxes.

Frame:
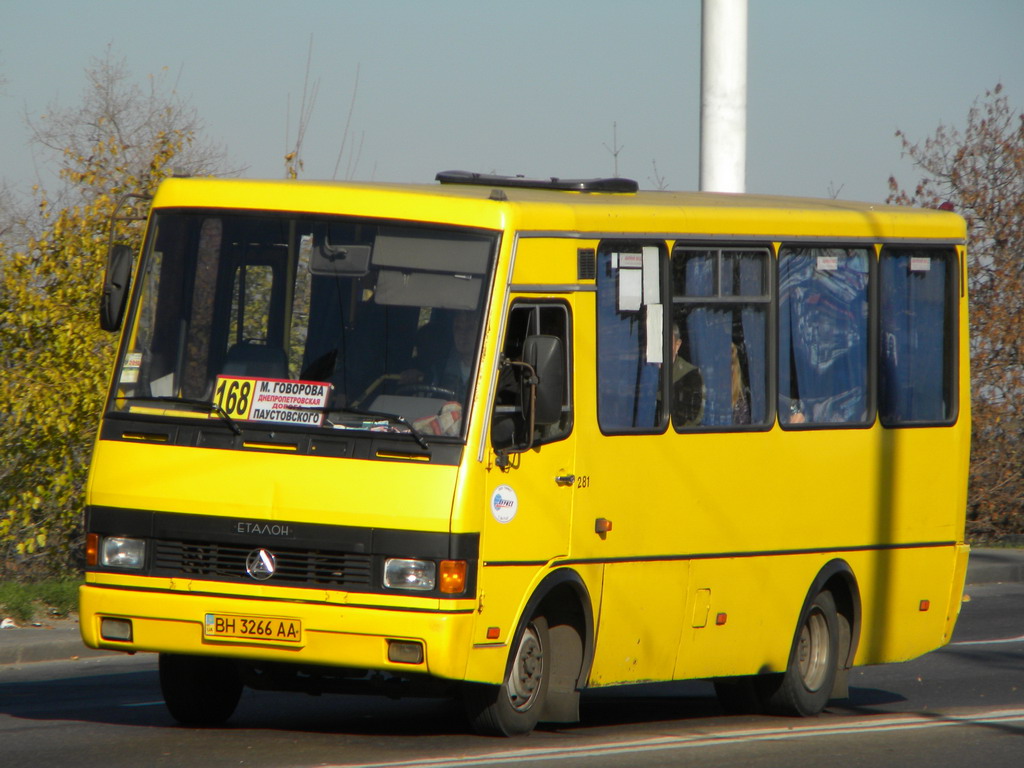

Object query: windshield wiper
[316,405,429,450]
[113,395,242,436]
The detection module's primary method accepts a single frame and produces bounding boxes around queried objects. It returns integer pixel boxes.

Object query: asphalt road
[1,579,1022,768]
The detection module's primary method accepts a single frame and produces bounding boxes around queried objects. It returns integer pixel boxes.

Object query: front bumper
[79,580,477,681]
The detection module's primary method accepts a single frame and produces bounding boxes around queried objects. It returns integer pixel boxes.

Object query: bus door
[573,239,691,686]
[482,298,576,582]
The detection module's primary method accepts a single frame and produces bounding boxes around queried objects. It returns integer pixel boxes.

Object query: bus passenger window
[671,247,770,430]
[879,247,957,425]
[492,302,572,449]
[778,247,871,426]
[596,243,667,433]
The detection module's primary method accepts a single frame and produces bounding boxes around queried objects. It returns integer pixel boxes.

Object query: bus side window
[778,246,871,426]
[878,247,957,425]
[492,302,572,450]
[596,242,667,433]
[671,247,770,429]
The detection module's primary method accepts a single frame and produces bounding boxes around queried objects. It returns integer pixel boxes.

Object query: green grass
[0,580,80,623]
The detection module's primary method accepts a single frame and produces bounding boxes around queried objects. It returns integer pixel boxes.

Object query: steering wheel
[395,384,457,399]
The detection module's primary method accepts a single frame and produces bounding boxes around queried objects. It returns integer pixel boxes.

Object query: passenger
[731,342,751,425]
[670,323,705,427]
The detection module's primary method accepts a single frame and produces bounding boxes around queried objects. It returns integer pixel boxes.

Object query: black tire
[159,653,243,727]
[463,615,550,736]
[760,590,839,716]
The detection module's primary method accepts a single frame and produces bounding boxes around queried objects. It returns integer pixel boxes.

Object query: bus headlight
[101,537,146,569]
[383,558,436,591]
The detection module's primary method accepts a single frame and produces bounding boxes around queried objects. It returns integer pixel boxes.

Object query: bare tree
[888,84,1024,541]
[332,63,362,181]
[27,46,236,209]
[284,37,363,181]
[285,37,320,179]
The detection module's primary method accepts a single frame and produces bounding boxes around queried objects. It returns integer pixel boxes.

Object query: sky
[2,0,1023,204]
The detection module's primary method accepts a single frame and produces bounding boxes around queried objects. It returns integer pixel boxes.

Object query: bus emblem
[490,484,519,524]
[246,548,277,581]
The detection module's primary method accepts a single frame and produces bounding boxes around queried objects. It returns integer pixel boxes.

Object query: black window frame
[595,240,669,435]
[492,298,575,449]
[777,243,877,431]
[877,245,959,428]
[670,243,774,432]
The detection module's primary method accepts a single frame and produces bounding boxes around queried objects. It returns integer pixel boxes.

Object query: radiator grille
[152,539,373,587]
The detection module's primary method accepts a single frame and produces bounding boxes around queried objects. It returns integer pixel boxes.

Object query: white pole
[700,0,748,193]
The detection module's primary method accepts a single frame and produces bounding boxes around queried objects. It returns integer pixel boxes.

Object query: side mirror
[522,335,564,426]
[100,244,134,332]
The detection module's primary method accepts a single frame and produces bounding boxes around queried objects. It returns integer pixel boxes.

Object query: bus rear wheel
[761,590,839,716]
[463,614,550,736]
[159,653,243,726]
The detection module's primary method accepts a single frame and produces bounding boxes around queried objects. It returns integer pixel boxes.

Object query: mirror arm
[104,192,152,252]
[494,359,538,467]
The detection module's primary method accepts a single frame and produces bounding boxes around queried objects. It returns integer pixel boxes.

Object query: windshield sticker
[119,352,143,384]
[212,377,331,426]
[490,485,519,524]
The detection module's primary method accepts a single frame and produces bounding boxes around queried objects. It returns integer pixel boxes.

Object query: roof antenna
[603,122,624,177]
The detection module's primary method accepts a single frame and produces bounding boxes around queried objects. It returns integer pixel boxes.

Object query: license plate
[204,613,303,644]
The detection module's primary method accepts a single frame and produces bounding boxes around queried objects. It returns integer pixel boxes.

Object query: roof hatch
[436,170,638,194]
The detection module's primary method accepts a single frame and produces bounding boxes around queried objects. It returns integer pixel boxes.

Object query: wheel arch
[795,558,862,696]
[509,567,595,723]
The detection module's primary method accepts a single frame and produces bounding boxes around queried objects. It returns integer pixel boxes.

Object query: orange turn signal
[439,560,467,594]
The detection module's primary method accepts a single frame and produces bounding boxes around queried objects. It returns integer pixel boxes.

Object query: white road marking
[322,709,1024,768]
[951,634,1024,646]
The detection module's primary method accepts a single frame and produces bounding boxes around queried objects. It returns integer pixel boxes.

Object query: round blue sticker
[490,485,518,524]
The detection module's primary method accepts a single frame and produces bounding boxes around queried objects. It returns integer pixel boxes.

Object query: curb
[0,626,114,667]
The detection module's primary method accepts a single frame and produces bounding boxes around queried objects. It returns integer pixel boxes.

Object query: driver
[402,310,477,404]
[435,310,476,402]
[402,310,477,438]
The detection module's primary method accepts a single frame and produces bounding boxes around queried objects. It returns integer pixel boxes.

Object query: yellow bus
[80,172,970,735]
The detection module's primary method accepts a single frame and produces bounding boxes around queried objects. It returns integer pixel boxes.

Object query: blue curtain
[681,252,767,426]
[597,251,661,430]
[778,249,870,423]
[879,251,951,423]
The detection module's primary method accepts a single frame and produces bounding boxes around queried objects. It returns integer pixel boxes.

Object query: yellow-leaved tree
[0,51,233,576]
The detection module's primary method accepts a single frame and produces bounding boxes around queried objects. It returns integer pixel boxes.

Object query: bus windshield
[109,211,497,440]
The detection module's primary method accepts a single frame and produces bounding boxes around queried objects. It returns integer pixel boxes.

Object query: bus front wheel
[463,614,550,736]
[159,653,243,726]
